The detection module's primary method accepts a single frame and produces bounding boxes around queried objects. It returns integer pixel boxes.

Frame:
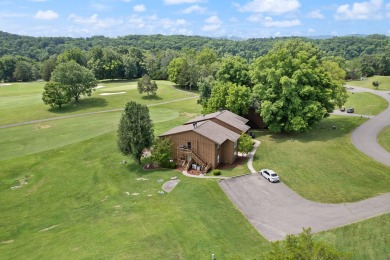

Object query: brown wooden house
[159,110,250,173]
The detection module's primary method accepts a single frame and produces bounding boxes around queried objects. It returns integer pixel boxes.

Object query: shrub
[212,169,221,176]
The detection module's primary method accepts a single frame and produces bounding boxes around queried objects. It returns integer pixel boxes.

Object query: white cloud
[308,28,316,33]
[335,0,383,20]
[164,0,203,5]
[90,3,111,12]
[262,17,301,27]
[30,0,49,2]
[386,3,390,18]
[308,10,324,19]
[133,4,146,12]
[202,15,222,31]
[230,17,238,22]
[247,14,262,22]
[122,0,132,2]
[34,10,59,20]
[181,5,207,14]
[68,14,123,29]
[238,0,300,15]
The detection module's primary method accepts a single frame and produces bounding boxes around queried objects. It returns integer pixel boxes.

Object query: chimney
[193,122,197,128]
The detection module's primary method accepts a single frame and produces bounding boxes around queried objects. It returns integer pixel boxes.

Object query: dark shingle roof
[159,120,240,145]
[185,110,250,133]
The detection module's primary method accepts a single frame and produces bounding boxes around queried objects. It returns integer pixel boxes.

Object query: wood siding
[220,140,237,164]
[162,130,219,169]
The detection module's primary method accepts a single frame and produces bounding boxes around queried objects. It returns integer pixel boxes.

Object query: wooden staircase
[188,148,210,174]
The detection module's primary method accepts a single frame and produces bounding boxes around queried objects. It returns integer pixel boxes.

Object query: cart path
[346,86,390,167]
[0,96,198,129]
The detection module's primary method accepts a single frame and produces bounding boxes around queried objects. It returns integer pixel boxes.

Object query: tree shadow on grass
[48,97,108,114]
[255,116,365,144]
[141,95,163,101]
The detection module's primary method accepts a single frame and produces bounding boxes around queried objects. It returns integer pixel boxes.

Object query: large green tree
[117,101,154,164]
[42,81,71,108]
[41,55,58,81]
[51,61,97,102]
[151,138,174,168]
[250,40,343,133]
[216,55,251,87]
[204,81,252,115]
[137,74,158,97]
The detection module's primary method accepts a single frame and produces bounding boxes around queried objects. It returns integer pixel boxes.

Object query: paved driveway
[219,174,390,241]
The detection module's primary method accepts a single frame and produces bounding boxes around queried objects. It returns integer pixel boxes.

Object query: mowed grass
[0,80,197,126]
[315,213,390,260]
[343,92,388,115]
[0,132,268,259]
[348,75,390,90]
[0,106,182,161]
[378,126,390,153]
[252,116,390,203]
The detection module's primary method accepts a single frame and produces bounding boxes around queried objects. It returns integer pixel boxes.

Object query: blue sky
[1,0,390,38]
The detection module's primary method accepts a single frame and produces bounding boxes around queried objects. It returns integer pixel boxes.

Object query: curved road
[347,86,390,167]
[219,87,390,241]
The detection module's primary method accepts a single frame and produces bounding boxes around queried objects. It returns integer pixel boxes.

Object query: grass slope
[0,80,197,126]
[343,92,388,115]
[378,126,390,153]
[0,132,268,259]
[252,116,390,203]
[315,213,390,260]
[348,75,390,90]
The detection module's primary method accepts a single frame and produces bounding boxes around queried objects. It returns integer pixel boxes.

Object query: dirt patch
[39,225,59,232]
[1,239,14,244]
[34,124,52,130]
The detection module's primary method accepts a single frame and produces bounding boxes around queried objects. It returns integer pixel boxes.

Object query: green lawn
[252,116,390,203]
[0,80,197,126]
[343,92,388,115]
[0,132,268,259]
[348,75,390,90]
[315,213,390,260]
[378,126,390,153]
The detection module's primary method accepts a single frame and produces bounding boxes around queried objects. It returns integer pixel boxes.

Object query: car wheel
[268,178,270,182]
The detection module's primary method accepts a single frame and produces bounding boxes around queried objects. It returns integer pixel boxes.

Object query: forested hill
[1,30,389,62]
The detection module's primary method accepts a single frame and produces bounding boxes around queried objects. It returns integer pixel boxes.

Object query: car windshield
[271,174,278,177]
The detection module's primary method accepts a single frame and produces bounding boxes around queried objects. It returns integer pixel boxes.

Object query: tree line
[1,31,390,83]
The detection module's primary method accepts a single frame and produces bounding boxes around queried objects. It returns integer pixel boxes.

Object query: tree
[372,80,380,89]
[204,81,252,115]
[117,101,154,164]
[250,40,341,133]
[238,133,253,155]
[216,55,251,87]
[57,47,87,67]
[41,55,58,81]
[137,74,158,97]
[151,138,174,168]
[13,61,33,82]
[42,81,71,108]
[51,61,97,102]
[265,228,351,260]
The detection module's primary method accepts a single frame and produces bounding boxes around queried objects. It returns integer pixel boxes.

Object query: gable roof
[159,120,240,145]
[185,110,250,133]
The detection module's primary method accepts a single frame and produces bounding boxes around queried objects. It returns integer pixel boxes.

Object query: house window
[187,142,192,149]
[217,155,220,164]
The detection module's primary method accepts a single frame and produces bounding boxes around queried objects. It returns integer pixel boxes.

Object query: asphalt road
[347,86,390,167]
[219,174,390,241]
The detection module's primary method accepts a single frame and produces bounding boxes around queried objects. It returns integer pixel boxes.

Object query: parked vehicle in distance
[347,107,354,113]
[340,106,345,112]
[259,169,280,183]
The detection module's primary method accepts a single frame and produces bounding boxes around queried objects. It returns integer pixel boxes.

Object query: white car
[259,169,280,183]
